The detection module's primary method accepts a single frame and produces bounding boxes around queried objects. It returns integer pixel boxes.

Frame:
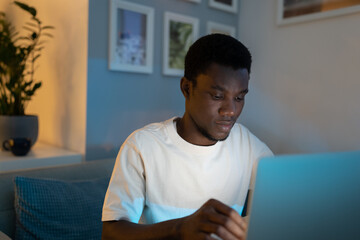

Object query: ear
[180,77,191,99]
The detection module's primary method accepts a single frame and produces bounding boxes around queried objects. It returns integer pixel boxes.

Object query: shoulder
[116,118,177,168]
[231,123,257,140]
[230,123,273,156]
[124,118,175,148]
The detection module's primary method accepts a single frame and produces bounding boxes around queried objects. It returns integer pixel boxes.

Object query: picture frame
[209,0,237,13]
[207,21,236,38]
[108,0,154,73]
[163,12,199,76]
[277,0,360,26]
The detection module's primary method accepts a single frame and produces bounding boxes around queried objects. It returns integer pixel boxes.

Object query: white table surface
[0,142,82,173]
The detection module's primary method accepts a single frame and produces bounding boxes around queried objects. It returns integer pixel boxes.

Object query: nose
[219,99,235,117]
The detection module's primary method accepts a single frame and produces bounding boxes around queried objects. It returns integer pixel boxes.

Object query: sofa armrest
[0,158,115,239]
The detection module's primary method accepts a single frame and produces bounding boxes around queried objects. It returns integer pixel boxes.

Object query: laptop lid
[246,151,360,240]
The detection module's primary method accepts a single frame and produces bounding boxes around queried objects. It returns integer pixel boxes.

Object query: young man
[102,34,273,240]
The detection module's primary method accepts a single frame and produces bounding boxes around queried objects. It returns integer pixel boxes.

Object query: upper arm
[102,141,146,223]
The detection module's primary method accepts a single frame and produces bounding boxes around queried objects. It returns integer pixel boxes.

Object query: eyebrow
[240,89,249,94]
[211,85,249,94]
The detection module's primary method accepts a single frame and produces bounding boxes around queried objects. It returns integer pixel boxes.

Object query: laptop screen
[246,151,360,240]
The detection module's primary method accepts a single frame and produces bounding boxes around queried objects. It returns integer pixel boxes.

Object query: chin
[208,132,230,142]
[217,135,229,142]
[214,130,231,140]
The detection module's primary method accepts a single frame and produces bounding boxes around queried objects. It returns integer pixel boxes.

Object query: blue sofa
[0,158,115,239]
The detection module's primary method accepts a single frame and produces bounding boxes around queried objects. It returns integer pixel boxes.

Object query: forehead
[195,63,249,91]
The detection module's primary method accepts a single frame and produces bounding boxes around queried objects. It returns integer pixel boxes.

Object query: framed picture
[207,21,236,37]
[163,12,199,76]
[108,0,154,73]
[277,0,360,26]
[209,0,238,13]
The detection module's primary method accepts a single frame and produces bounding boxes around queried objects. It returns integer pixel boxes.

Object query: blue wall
[86,0,239,160]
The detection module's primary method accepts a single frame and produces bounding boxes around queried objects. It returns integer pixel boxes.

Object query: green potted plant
[0,1,53,152]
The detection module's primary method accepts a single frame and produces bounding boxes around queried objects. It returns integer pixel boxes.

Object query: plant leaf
[14,1,37,17]
[42,33,54,38]
[25,21,38,27]
[13,36,31,42]
[32,54,41,62]
[24,90,34,96]
[22,80,33,88]
[11,31,19,38]
[32,82,41,91]
[22,26,36,32]
[31,32,37,40]
[41,25,54,30]
[32,17,41,24]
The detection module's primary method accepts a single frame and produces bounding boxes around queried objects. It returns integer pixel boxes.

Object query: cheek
[205,102,222,116]
[236,102,245,115]
[192,98,218,113]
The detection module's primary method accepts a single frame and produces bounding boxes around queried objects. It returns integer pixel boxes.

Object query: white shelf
[0,142,82,172]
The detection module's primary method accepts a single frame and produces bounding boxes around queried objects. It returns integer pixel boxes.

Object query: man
[102,34,273,240]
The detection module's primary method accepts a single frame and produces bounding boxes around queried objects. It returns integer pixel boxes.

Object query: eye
[235,96,244,102]
[212,94,224,100]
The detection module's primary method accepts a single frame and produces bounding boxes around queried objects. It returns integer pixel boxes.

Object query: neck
[175,116,217,146]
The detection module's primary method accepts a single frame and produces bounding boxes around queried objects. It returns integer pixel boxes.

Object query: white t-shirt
[102,117,273,223]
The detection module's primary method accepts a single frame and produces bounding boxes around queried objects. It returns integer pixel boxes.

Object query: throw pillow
[14,176,110,240]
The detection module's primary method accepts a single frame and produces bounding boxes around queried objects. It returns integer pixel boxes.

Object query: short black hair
[184,33,252,86]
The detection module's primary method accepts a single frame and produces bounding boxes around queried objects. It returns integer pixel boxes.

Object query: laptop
[246,151,360,240]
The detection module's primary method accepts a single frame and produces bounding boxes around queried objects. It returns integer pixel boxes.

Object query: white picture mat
[163,11,199,76]
[108,0,154,73]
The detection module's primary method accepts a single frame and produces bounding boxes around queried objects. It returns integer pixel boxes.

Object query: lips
[215,120,234,132]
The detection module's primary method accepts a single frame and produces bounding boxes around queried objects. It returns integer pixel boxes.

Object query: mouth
[215,120,234,132]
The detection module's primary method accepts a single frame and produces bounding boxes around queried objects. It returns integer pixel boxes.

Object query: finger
[203,200,247,237]
[200,222,242,240]
[208,199,239,218]
[206,213,246,239]
[208,199,245,229]
[239,218,248,231]
[210,233,225,240]
[197,232,219,240]
[229,214,247,232]
[207,233,220,240]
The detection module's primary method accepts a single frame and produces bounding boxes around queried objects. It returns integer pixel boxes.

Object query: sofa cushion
[14,176,110,240]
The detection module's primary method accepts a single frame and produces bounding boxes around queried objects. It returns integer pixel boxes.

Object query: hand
[178,199,247,240]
